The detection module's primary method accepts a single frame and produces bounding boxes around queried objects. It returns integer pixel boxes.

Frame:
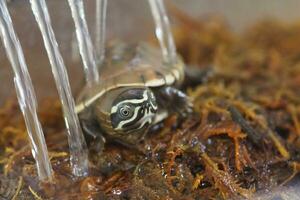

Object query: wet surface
[2,13,300,199]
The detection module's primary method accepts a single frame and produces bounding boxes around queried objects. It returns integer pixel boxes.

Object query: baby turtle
[76,43,210,147]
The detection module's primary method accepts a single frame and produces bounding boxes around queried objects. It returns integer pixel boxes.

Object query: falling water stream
[95,0,107,65]
[148,0,177,64]
[68,0,99,88]
[0,0,176,181]
[30,0,88,177]
[0,0,53,180]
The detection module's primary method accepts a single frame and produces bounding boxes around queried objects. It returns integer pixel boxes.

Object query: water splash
[68,0,99,88]
[0,0,53,180]
[95,0,107,65]
[30,0,88,177]
[148,0,177,64]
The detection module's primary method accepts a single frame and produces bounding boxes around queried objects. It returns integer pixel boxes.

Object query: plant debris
[1,10,300,200]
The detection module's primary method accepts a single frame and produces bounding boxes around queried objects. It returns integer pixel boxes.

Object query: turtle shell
[76,42,185,113]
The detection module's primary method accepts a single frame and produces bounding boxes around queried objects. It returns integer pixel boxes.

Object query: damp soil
[2,12,300,200]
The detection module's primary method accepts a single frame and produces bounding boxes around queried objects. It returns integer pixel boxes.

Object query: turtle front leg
[155,86,193,118]
[79,109,106,153]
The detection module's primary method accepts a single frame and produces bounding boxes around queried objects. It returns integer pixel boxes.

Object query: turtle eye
[119,105,133,119]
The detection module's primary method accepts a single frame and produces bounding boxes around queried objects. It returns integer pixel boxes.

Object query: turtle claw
[89,134,106,154]
[180,96,193,117]
[175,95,193,119]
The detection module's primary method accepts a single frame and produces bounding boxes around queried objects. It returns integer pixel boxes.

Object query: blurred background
[1,0,300,103]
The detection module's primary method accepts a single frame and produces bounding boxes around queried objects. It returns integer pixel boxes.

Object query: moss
[1,12,300,200]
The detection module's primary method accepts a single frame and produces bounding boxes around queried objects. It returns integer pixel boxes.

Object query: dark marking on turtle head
[110,88,158,134]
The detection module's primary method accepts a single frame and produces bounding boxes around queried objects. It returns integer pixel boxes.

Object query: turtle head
[108,87,158,141]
